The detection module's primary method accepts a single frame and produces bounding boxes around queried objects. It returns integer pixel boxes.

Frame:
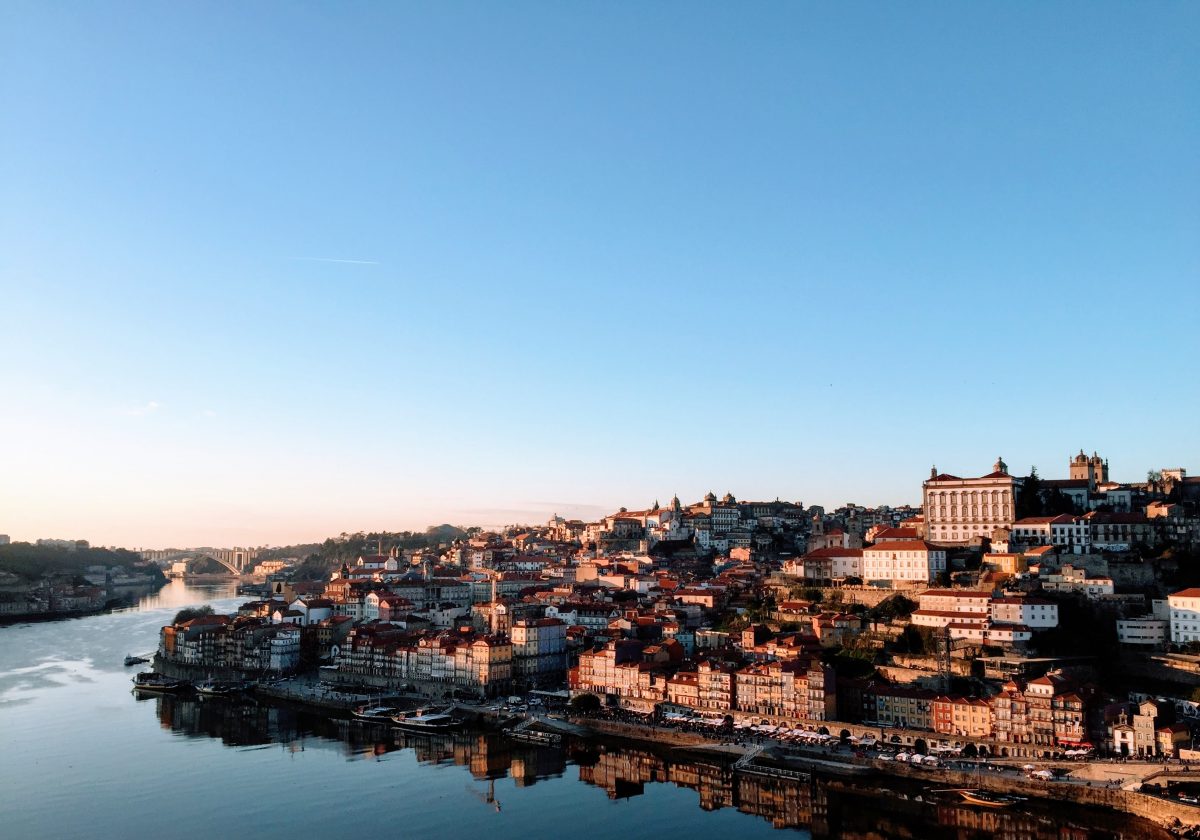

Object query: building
[922,459,1021,545]
[1116,616,1168,646]
[1039,565,1115,599]
[1168,589,1200,645]
[511,617,568,688]
[861,541,946,586]
[1010,515,1091,552]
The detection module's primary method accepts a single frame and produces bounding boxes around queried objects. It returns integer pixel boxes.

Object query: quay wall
[572,716,1200,832]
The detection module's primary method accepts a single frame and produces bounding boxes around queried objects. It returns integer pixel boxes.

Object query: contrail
[292,257,380,265]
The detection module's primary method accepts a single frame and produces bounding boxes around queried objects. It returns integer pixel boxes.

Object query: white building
[1010,515,1091,551]
[911,590,991,633]
[1168,589,1200,645]
[989,597,1058,629]
[922,458,1021,545]
[1117,616,1168,646]
[1040,565,1114,599]
[861,541,946,585]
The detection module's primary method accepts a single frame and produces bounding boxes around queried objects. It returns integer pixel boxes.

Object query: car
[1178,794,1199,805]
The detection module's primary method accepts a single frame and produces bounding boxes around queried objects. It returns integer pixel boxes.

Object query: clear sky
[2,2,1197,548]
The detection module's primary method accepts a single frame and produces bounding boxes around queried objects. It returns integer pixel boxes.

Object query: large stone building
[922,458,1021,545]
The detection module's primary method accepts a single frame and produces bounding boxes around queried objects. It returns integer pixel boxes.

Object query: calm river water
[0,580,1169,839]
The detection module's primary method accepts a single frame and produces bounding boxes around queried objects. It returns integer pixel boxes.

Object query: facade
[1116,616,1168,646]
[1010,515,1091,551]
[1168,589,1200,645]
[511,618,568,687]
[922,459,1021,545]
[861,541,946,585]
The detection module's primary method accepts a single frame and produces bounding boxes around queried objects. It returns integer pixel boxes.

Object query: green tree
[568,693,602,714]
[172,605,215,624]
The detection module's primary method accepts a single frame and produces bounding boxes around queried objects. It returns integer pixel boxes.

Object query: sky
[1,2,1197,548]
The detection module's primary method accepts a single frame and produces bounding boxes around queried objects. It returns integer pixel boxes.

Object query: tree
[172,605,214,624]
[568,693,602,714]
[894,625,934,655]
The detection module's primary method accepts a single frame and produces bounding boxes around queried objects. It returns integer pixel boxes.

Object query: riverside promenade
[572,714,1200,835]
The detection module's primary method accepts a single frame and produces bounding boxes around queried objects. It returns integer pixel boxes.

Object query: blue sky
[1,2,1196,547]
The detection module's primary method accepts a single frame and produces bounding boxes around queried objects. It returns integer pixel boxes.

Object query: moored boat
[196,681,244,697]
[124,654,150,666]
[958,789,1018,808]
[132,672,186,693]
[353,705,402,722]
[391,709,463,733]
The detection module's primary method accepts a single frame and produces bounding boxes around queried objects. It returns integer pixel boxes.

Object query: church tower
[1070,449,1092,482]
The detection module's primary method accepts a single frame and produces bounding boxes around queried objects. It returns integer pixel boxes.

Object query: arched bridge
[161,549,255,576]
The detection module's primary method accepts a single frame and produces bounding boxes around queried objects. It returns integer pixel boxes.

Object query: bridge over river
[157,548,257,576]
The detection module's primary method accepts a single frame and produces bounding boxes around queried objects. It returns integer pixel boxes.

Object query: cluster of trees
[1015,468,1079,519]
[172,605,214,624]
[289,525,482,581]
[0,542,161,582]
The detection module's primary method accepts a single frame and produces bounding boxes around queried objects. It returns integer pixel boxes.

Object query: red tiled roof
[867,540,938,552]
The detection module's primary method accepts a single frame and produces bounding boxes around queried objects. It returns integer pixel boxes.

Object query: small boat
[353,705,403,722]
[958,789,1018,808]
[124,654,150,666]
[132,672,186,693]
[196,681,243,697]
[391,709,463,733]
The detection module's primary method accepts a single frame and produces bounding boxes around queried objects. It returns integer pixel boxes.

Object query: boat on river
[391,708,463,733]
[132,672,187,693]
[957,789,1019,808]
[196,680,244,697]
[124,654,150,666]
[353,705,403,722]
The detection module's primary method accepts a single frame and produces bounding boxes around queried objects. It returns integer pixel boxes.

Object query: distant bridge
[159,549,256,576]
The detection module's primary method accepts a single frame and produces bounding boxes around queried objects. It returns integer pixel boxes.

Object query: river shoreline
[571,715,1200,835]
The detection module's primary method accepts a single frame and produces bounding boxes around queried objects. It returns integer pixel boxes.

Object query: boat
[957,789,1019,808]
[353,705,403,722]
[132,672,186,693]
[391,709,463,733]
[195,681,244,697]
[124,654,150,666]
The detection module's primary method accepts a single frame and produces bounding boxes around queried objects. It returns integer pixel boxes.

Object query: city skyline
[4,446,1190,549]
[3,3,1196,547]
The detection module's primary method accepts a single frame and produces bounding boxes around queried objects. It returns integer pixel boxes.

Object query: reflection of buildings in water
[575,746,832,832]
[736,775,824,832]
[137,698,1165,840]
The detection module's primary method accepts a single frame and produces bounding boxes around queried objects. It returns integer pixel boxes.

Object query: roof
[1013,515,1076,526]
[803,547,864,559]
[1171,588,1200,599]
[873,527,920,540]
[866,540,938,552]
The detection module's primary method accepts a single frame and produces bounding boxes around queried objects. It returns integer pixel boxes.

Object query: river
[0,580,1170,839]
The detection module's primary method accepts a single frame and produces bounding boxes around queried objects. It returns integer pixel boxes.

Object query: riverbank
[571,715,1200,834]
[0,583,167,626]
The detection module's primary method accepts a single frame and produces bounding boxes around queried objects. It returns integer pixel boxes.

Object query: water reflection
[141,692,1166,840]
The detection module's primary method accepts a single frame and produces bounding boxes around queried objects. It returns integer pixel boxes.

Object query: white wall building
[861,541,946,585]
[989,597,1058,629]
[1117,616,1168,646]
[922,458,1021,545]
[1010,515,1091,551]
[1168,589,1200,645]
